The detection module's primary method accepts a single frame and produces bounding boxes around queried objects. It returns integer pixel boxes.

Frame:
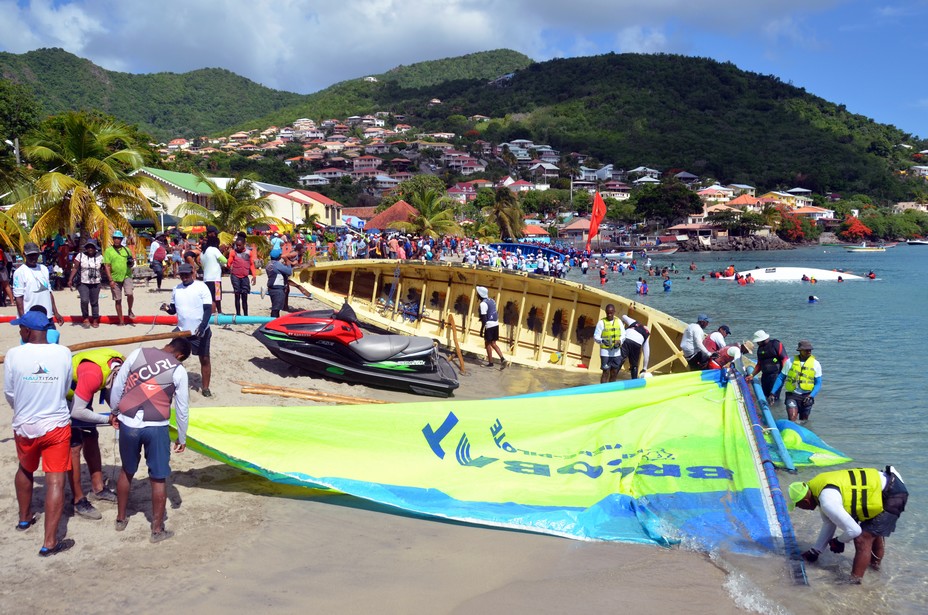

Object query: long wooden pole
[0,330,191,364]
[445,314,466,374]
[234,381,386,405]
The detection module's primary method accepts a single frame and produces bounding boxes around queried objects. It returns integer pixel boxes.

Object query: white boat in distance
[907,239,928,246]
[846,242,886,253]
[734,266,865,281]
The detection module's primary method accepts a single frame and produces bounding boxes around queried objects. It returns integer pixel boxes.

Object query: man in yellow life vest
[789,467,908,584]
[67,349,124,520]
[772,339,822,422]
[593,304,624,383]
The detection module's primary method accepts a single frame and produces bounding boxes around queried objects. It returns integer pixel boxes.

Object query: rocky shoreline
[675,235,795,252]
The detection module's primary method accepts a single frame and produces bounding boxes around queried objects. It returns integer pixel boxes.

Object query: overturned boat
[298,259,688,373]
[254,303,460,397]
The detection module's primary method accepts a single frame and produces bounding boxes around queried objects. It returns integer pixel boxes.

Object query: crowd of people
[3,228,907,584]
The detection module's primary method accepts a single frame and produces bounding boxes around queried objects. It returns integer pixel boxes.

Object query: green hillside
[297,53,924,198]
[230,49,534,131]
[2,48,925,198]
[0,48,307,140]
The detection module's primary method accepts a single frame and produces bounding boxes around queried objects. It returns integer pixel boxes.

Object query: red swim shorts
[15,424,72,473]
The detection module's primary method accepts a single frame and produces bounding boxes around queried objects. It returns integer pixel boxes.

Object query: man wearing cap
[772,340,822,422]
[148,233,168,291]
[5,310,76,556]
[476,285,507,369]
[160,263,214,396]
[749,330,788,401]
[712,340,754,369]
[705,325,731,352]
[12,242,65,325]
[594,304,625,383]
[104,230,136,325]
[680,314,713,370]
[66,349,124,520]
[789,466,908,583]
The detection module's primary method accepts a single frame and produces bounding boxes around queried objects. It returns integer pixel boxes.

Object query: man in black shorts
[476,286,507,369]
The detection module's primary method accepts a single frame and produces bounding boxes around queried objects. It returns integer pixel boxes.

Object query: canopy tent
[130,213,181,229]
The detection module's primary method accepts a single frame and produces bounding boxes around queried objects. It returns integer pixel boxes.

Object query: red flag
[586,191,607,252]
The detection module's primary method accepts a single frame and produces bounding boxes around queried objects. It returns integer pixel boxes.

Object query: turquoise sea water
[566,245,928,614]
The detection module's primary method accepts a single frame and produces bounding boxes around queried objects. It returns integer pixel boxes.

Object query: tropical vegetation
[9,111,160,245]
[175,173,281,247]
[387,187,461,238]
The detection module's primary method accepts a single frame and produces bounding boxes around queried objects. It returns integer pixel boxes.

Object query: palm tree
[10,112,159,244]
[388,187,461,238]
[760,203,782,231]
[176,173,281,246]
[483,187,524,240]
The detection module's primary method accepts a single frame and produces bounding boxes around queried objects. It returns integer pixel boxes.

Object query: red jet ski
[254,302,460,397]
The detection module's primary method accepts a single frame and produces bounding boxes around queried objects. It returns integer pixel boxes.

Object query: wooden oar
[445,314,466,374]
[287,278,314,298]
[233,380,386,405]
[0,330,191,364]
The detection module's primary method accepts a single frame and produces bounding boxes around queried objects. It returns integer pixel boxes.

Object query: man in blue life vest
[772,339,822,422]
[67,349,125,521]
[593,304,624,383]
[109,337,192,543]
[476,286,507,369]
[789,466,908,584]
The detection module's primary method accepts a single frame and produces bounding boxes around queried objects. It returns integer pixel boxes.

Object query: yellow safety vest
[808,468,884,522]
[67,348,125,400]
[599,318,624,348]
[785,354,817,393]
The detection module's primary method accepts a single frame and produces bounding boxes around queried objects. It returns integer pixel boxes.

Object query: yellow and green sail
[184,371,789,553]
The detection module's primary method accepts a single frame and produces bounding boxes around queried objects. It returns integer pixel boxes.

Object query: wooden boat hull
[298,260,688,374]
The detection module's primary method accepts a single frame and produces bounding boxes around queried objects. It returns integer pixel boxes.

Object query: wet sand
[0,273,747,613]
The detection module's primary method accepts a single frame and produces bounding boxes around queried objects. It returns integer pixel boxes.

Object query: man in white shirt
[680,314,713,370]
[12,242,64,324]
[109,337,191,543]
[161,263,214,396]
[5,310,76,556]
[706,325,731,352]
[790,467,908,584]
[200,236,227,314]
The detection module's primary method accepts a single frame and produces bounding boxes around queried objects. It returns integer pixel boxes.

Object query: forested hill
[331,52,923,198]
[0,48,307,140]
[0,48,532,140]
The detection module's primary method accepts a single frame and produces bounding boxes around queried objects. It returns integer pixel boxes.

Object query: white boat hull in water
[735,266,865,281]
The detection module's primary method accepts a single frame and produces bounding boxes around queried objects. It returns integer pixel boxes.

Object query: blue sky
[1,0,926,138]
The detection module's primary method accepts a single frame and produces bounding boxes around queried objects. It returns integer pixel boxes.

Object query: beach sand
[0,274,747,614]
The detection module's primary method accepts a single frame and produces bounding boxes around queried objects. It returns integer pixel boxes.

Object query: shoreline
[0,276,749,613]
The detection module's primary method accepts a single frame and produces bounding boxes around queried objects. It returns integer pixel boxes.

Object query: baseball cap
[23,242,40,255]
[719,325,731,335]
[84,239,98,248]
[11,310,52,331]
[697,314,710,323]
[476,286,488,299]
[112,230,125,238]
[797,339,813,351]
[788,482,810,510]
[178,263,194,275]
[752,330,769,344]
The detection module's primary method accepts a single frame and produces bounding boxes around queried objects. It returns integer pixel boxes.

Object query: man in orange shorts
[4,310,76,556]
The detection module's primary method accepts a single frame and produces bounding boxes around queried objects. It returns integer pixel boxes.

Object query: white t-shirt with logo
[12,264,54,313]
[4,343,72,438]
